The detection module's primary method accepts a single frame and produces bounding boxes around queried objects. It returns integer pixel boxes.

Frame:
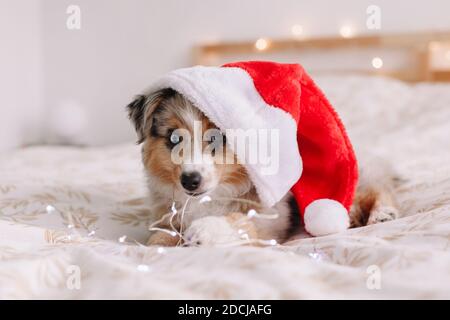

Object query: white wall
[0,0,43,151]
[4,0,450,147]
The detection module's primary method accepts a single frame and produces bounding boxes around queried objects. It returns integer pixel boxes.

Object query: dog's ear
[126,89,176,144]
[127,95,148,143]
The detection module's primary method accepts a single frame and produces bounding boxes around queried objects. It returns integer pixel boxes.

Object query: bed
[1,74,450,299]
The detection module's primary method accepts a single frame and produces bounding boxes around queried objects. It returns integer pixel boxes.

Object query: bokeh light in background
[339,25,355,38]
[371,57,383,69]
[255,38,269,51]
[291,24,304,38]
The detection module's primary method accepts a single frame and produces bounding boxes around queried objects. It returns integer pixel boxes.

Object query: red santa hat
[148,61,358,236]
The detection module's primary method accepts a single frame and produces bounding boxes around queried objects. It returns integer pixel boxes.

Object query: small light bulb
[339,25,354,38]
[241,233,250,240]
[118,235,127,243]
[88,230,96,237]
[372,57,383,69]
[169,231,177,237]
[308,249,326,262]
[309,252,319,259]
[157,247,165,254]
[137,264,150,272]
[291,24,303,37]
[67,224,74,229]
[247,209,257,218]
[308,252,325,261]
[255,38,269,51]
[46,205,55,214]
[269,239,277,246]
[199,195,212,204]
[171,202,177,215]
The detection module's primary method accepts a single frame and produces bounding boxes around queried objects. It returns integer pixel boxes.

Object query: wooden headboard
[193,31,450,82]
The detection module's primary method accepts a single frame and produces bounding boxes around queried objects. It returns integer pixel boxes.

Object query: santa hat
[147,61,358,236]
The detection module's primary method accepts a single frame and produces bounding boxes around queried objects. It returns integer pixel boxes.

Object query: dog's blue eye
[170,132,181,144]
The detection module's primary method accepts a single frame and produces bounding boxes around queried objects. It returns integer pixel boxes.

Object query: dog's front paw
[367,206,399,225]
[183,216,241,247]
[147,231,180,247]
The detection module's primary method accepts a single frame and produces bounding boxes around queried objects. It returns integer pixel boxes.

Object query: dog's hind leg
[349,155,400,228]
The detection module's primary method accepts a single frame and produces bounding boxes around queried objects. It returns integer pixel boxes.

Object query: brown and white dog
[127,89,399,246]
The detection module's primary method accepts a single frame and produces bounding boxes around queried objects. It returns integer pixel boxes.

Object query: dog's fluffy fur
[127,89,398,246]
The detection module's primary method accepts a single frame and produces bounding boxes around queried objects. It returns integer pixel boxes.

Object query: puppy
[127,89,399,246]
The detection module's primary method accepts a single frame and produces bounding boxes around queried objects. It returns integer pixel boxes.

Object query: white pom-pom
[303,199,349,236]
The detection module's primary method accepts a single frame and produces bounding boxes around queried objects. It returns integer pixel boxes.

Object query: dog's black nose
[180,171,202,191]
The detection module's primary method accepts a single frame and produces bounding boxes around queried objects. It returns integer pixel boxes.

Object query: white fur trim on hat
[147,66,302,207]
[304,199,350,236]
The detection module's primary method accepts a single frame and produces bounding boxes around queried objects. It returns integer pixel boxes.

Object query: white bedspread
[1,75,450,299]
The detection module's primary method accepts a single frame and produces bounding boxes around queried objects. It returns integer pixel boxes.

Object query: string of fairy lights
[45,196,281,248]
[149,194,281,247]
[45,194,326,271]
